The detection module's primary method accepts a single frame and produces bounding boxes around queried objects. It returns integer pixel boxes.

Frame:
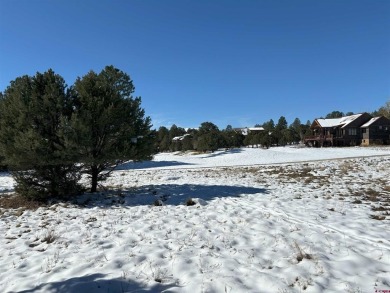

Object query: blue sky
[1,0,389,129]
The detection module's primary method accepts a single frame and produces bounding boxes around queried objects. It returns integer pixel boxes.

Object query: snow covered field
[0,146,389,293]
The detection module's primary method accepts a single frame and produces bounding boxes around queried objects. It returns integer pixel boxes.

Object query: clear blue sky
[1,0,389,129]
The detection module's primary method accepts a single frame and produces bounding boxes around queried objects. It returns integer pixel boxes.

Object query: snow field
[0,146,389,292]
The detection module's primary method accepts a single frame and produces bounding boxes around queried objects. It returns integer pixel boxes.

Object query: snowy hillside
[0,146,389,293]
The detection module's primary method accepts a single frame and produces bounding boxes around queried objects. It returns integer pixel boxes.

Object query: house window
[348,128,357,135]
[379,125,383,130]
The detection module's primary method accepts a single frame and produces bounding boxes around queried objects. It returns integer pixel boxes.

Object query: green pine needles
[0,66,153,200]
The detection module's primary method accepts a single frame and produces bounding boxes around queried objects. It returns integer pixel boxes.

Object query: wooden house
[361,116,390,146]
[304,113,372,147]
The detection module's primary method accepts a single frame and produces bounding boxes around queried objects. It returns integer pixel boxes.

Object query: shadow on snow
[75,184,268,207]
[200,148,243,158]
[17,273,179,293]
[116,160,194,170]
[116,148,244,170]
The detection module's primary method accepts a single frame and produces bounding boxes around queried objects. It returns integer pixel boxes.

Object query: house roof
[315,113,363,128]
[233,127,264,136]
[172,134,191,141]
[360,117,381,128]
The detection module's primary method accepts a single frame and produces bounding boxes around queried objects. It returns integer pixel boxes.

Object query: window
[348,128,357,135]
[379,125,383,130]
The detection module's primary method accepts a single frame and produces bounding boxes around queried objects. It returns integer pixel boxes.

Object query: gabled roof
[248,127,265,131]
[172,134,191,141]
[233,127,264,136]
[315,113,363,128]
[361,117,382,128]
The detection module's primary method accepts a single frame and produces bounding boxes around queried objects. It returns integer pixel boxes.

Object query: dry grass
[41,230,57,244]
[370,214,386,221]
[293,241,312,263]
[0,193,45,210]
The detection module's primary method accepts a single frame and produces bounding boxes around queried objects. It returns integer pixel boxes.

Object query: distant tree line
[153,116,313,153]
[154,100,390,153]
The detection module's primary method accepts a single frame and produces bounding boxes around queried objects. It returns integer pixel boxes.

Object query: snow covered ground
[0,146,389,293]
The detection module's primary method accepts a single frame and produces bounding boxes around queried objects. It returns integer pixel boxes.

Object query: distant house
[304,112,377,147]
[172,134,191,141]
[234,127,265,136]
[361,116,390,146]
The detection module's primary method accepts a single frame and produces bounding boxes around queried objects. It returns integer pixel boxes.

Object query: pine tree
[325,111,344,118]
[69,66,153,192]
[156,126,170,152]
[0,70,81,200]
[376,100,390,118]
[273,116,288,146]
[196,122,220,152]
[222,125,244,148]
[289,118,302,144]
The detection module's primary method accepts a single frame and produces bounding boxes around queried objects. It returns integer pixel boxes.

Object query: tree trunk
[91,165,99,193]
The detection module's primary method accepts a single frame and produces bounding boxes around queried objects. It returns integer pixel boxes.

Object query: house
[304,113,372,147]
[361,116,390,146]
[172,134,191,141]
[234,127,265,136]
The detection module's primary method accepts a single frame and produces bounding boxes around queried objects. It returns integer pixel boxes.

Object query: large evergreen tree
[222,125,244,148]
[289,117,302,144]
[156,126,170,152]
[196,122,220,152]
[273,116,288,146]
[70,66,153,192]
[0,70,81,200]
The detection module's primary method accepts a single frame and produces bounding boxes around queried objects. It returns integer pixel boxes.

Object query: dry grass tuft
[370,214,386,221]
[293,242,312,263]
[41,230,57,244]
[185,198,196,206]
[153,199,163,206]
[0,193,45,211]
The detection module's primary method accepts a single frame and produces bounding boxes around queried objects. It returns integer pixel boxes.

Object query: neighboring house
[234,127,265,136]
[172,134,191,141]
[361,116,390,146]
[304,113,373,147]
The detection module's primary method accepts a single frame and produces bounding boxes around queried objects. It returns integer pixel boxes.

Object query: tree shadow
[116,160,194,170]
[74,184,268,207]
[200,148,243,159]
[17,273,180,293]
[0,171,11,177]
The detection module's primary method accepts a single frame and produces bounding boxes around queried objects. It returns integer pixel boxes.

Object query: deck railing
[304,135,333,141]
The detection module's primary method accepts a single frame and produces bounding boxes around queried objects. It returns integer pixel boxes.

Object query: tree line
[153,117,313,153]
[0,65,389,200]
[153,103,390,153]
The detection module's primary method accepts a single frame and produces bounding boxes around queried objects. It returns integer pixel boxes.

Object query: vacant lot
[1,147,389,292]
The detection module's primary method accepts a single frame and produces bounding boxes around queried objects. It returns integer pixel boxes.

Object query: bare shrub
[42,230,57,244]
[153,200,163,206]
[186,198,196,206]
